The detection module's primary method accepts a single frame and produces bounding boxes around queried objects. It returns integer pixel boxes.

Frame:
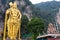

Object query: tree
[21,15,29,37]
[27,17,45,40]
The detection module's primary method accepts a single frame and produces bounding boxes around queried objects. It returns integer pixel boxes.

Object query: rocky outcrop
[47,23,59,34]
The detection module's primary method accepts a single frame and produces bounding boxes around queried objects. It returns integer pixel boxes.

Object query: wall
[48,38,60,40]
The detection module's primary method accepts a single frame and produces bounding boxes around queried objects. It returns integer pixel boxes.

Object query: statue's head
[9,2,17,8]
[9,2,13,7]
[13,2,17,8]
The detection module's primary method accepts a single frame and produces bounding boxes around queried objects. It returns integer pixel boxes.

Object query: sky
[29,0,60,4]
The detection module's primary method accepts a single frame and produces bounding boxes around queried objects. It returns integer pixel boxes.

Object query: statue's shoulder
[6,8,11,12]
[6,8,11,14]
[17,9,21,12]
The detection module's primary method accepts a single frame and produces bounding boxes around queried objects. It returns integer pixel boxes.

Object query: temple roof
[37,34,60,38]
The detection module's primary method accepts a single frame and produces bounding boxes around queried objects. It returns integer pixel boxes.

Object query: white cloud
[29,0,60,4]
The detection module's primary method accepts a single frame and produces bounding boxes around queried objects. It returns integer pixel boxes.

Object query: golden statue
[3,2,22,40]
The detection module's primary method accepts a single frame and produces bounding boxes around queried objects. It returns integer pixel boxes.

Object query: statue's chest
[10,9,18,17]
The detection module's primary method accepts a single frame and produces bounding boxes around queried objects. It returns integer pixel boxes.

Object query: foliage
[34,1,59,24]
[21,15,29,37]
[32,5,41,18]
[27,17,45,40]
[21,15,29,25]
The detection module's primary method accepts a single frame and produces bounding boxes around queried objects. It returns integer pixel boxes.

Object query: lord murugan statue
[3,2,22,40]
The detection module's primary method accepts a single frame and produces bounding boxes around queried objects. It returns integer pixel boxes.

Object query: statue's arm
[18,10,22,21]
[5,10,9,23]
[3,10,9,40]
[6,9,10,15]
[5,10,10,27]
[20,11,22,19]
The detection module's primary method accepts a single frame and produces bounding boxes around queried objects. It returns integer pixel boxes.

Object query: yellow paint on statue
[3,2,22,40]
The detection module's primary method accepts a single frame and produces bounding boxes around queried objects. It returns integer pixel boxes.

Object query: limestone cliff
[0,0,32,20]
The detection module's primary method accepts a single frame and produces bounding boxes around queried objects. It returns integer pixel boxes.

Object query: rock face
[0,14,3,36]
[47,23,59,34]
[56,8,60,33]
[56,9,60,24]
[0,0,32,20]
[0,0,4,12]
